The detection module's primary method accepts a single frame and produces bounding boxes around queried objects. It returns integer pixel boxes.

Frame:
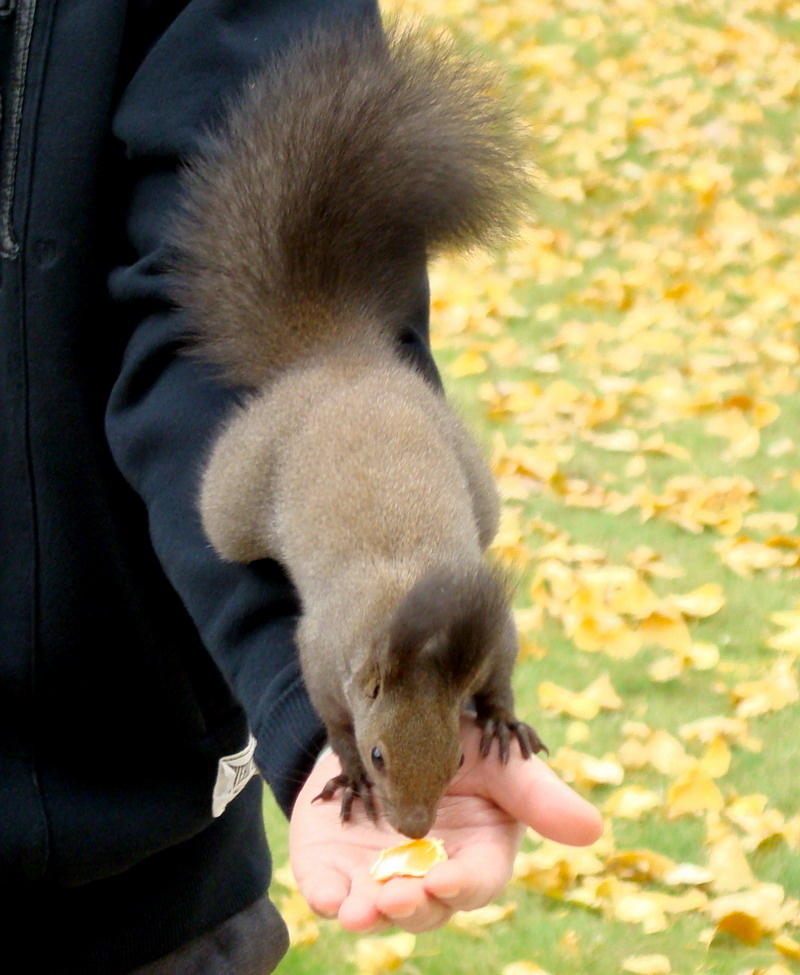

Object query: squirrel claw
[478,716,548,762]
[314,772,378,824]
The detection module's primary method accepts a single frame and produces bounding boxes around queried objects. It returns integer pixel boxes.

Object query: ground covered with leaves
[264,1,800,972]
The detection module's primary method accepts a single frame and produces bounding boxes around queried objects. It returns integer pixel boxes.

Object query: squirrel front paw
[314,771,379,824]
[475,710,548,762]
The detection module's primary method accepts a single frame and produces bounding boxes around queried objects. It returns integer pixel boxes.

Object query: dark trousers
[132,896,289,974]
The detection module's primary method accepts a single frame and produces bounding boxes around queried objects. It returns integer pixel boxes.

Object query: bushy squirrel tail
[171,17,533,388]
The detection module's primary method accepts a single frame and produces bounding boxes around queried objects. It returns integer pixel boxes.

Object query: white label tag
[212,734,258,817]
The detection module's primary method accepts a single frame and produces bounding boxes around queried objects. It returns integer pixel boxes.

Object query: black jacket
[0,0,435,971]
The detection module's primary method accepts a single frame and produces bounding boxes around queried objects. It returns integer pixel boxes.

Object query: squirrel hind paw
[477,715,548,762]
[313,772,379,824]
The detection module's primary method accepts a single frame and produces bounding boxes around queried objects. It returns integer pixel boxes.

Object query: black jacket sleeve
[104,0,386,815]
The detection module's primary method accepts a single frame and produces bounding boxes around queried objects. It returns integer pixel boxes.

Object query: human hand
[288,719,603,934]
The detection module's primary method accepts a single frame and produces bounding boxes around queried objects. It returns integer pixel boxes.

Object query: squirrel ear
[355,652,383,699]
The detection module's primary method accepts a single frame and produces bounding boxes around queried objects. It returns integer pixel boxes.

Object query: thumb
[479,750,604,846]
[457,722,603,846]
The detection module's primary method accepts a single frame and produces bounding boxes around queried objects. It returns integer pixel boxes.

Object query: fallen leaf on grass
[449,347,489,377]
[679,715,762,752]
[666,765,725,818]
[767,606,800,656]
[732,658,799,718]
[513,839,605,895]
[627,546,685,580]
[638,610,693,653]
[714,537,793,576]
[725,794,800,853]
[612,891,669,933]
[355,933,415,975]
[774,933,800,961]
[707,883,790,945]
[706,820,756,892]
[549,747,625,788]
[605,849,676,883]
[622,955,671,975]
[669,583,726,618]
[604,785,662,820]
[735,967,794,975]
[279,890,320,948]
[663,863,715,886]
[712,909,766,945]
[502,963,555,975]
[745,512,798,533]
[618,727,693,777]
[649,642,720,681]
[698,735,732,778]
[538,672,622,720]
[448,902,516,936]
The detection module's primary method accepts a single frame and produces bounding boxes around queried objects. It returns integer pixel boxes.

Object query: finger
[374,877,452,933]
[479,753,603,846]
[420,834,520,913]
[337,870,392,933]
[299,869,351,920]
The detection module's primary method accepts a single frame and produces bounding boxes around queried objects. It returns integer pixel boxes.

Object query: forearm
[105,0,383,812]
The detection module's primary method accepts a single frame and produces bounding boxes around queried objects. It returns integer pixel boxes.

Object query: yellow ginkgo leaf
[666,765,725,818]
[708,884,788,938]
[698,735,731,779]
[550,747,625,789]
[732,658,799,718]
[604,786,662,820]
[774,934,800,961]
[613,892,668,933]
[645,730,693,777]
[355,933,416,975]
[669,583,726,618]
[663,863,714,886]
[648,656,683,682]
[279,890,320,948]
[715,537,788,577]
[622,955,671,975]
[370,838,447,883]
[766,622,800,656]
[502,962,555,975]
[679,715,762,752]
[638,610,693,653]
[605,849,676,883]
[448,902,516,936]
[449,348,488,377]
[706,825,756,892]
[538,680,600,720]
[746,512,798,533]
[712,910,766,945]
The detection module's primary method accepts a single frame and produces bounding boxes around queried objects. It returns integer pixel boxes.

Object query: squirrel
[170,16,546,839]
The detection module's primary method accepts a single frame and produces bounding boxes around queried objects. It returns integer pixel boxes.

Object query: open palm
[289,719,603,933]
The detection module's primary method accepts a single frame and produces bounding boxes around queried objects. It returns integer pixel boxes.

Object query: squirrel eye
[371,746,385,772]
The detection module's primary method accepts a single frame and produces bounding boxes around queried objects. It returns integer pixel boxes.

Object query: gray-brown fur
[171,17,544,838]
[171,18,530,387]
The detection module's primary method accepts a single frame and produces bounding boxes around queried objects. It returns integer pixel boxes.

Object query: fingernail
[389,904,416,919]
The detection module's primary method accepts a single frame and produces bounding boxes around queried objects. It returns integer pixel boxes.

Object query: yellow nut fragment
[370,837,448,883]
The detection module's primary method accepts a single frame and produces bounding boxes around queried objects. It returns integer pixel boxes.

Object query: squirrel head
[352,563,515,838]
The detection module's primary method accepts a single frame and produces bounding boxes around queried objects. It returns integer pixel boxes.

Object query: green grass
[265,0,800,971]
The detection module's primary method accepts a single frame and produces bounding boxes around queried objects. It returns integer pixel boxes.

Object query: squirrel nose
[397,806,434,839]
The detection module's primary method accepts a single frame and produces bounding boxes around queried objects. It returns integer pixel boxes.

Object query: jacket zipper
[0,0,36,260]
